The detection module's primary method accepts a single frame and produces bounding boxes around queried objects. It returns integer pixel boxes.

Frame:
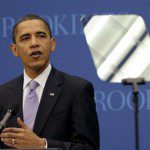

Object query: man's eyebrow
[20,33,30,39]
[36,31,47,35]
[19,31,47,39]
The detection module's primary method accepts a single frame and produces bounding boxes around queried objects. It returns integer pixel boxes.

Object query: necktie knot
[29,80,39,90]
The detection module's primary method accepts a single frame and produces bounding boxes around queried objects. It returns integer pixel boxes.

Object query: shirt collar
[23,64,51,89]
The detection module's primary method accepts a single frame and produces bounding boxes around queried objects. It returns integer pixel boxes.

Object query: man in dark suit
[0,14,99,150]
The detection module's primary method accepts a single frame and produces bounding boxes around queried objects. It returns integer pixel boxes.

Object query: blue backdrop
[0,0,150,150]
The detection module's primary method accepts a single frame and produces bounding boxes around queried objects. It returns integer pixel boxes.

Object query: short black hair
[12,14,52,43]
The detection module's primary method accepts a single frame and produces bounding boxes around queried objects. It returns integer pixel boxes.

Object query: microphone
[0,104,19,132]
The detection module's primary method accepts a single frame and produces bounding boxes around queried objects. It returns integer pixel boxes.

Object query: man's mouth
[30,51,43,59]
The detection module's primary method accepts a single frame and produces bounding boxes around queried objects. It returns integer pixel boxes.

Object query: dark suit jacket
[0,67,99,150]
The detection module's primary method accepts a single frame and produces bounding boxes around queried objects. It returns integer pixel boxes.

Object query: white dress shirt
[23,63,51,108]
[23,64,51,148]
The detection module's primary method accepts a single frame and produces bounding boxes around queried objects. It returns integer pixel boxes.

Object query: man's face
[10,19,55,72]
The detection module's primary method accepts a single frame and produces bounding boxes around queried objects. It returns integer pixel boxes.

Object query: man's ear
[10,43,19,57]
[50,38,56,52]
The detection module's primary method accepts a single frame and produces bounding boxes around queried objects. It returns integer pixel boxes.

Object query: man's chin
[28,63,48,72]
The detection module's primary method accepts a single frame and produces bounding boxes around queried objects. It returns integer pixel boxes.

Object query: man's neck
[24,64,49,79]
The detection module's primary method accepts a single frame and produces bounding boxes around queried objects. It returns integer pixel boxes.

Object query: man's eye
[38,34,46,38]
[21,37,29,41]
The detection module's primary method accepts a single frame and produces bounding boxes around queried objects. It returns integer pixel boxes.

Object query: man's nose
[30,37,39,48]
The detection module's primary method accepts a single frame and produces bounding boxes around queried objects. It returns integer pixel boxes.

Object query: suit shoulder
[58,70,92,88]
[0,75,23,92]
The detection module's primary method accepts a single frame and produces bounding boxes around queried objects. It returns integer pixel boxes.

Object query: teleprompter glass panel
[81,15,150,83]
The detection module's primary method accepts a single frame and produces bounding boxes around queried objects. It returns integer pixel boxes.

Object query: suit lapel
[9,75,24,127]
[33,67,62,135]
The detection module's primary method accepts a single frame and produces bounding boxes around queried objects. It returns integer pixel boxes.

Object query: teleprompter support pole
[122,78,145,150]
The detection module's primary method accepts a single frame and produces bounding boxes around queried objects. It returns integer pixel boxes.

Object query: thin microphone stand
[122,78,145,150]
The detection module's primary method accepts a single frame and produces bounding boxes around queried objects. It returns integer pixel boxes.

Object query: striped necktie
[23,80,39,130]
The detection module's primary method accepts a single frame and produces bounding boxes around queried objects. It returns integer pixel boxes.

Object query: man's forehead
[16,19,48,35]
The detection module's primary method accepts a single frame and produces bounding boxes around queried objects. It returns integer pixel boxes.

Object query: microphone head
[6,104,19,116]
